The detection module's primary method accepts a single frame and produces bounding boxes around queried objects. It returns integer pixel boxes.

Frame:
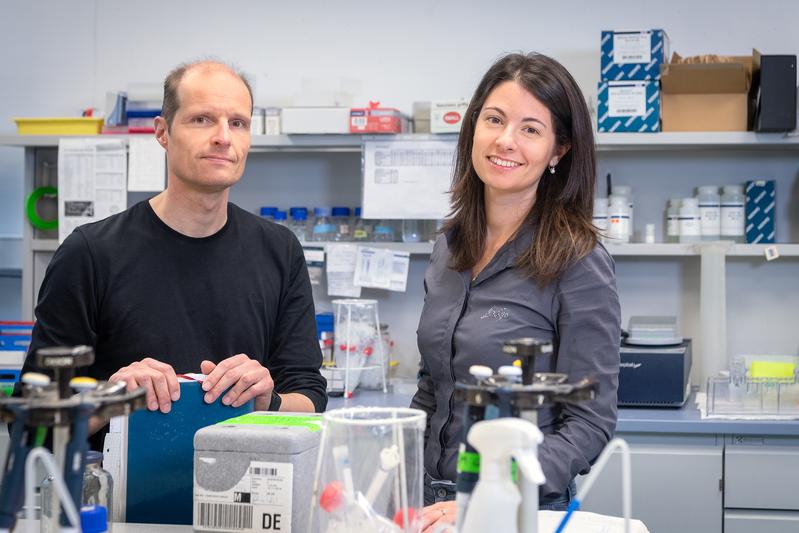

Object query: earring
[549,163,556,174]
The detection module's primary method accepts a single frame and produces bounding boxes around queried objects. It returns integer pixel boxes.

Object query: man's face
[155,67,252,193]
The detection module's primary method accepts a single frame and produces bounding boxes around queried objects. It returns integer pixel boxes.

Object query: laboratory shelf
[313,241,434,254]
[595,131,799,151]
[29,239,799,258]
[30,238,434,254]
[3,131,799,151]
[30,239,58,252]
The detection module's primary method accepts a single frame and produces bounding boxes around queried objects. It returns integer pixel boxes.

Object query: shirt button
[437,488,448,498]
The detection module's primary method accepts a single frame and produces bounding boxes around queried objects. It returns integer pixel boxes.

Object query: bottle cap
[314,207,331,217]
[259,206,277,218]
[80,505,108,533]
[331,207,351,217]
[273,210,287,221]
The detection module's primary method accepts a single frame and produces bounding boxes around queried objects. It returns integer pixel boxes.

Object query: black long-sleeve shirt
[23,200,327,448]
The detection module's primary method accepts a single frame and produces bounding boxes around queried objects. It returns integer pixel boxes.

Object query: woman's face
[471,80,564,201]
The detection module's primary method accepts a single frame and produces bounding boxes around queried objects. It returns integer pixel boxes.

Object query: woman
[413,52,621,532]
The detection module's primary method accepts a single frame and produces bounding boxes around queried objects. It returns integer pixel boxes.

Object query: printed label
[699,205,721,236]
[613,32,652,64]
[195,461,293,532]
[667,215,679,237]
[608,85,647,117]
[721,204,745,236]
[679,217,701,237]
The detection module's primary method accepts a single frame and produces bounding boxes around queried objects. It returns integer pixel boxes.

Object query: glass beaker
[310,407,426,533]
[332,299,387,397]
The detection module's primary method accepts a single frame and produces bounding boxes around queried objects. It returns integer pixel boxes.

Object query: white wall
[1,0,798,371]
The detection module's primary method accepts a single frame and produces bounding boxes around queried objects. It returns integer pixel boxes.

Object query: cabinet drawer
[725,446,799,510]
[725,510,799,533]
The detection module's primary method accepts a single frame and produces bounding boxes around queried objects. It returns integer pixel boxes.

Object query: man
[23,60,326,445]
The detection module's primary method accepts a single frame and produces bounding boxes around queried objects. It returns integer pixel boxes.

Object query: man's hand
[421,501,457,532]
[108,357,180,413]
[200,354,274,410]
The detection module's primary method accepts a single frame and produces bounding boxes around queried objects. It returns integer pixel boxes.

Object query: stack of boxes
[597,30,667,133]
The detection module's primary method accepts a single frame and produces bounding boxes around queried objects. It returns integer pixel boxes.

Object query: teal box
[745,180,776,243]
[601,30,668,81]
[597,81,660,132]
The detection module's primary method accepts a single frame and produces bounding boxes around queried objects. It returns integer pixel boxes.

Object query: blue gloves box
[745,180,776,244]
[597,81,660,133]
[601,30,668,81]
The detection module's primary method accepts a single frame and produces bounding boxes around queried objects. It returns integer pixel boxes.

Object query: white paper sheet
[303,246,325,286]
[127,136,166,191]
[58,138,127,243]
[362,137,455,219]
[353,246,410,292]
[326,244,362,297]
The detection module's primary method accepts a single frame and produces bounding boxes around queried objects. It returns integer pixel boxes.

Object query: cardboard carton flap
[661,63,751,94]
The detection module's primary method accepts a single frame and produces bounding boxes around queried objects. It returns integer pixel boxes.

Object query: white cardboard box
[281,107,350,134]
[431,99,469,133]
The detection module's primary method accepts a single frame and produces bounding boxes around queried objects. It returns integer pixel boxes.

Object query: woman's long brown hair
[444,52,598,286]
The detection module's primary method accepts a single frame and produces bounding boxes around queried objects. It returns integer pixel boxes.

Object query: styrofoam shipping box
[194,412,322,533]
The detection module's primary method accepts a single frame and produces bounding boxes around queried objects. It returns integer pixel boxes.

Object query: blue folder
[125,380,253,524]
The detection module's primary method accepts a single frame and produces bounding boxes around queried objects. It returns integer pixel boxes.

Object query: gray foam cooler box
[193,412,322,533]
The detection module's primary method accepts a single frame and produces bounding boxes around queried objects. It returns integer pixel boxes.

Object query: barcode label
[195,502,253,530]
[250,466,278,476]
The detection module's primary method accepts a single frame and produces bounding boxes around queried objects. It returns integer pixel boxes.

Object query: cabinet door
[725,510,799,533]
[578,439,722,533]
[725,437,799,511]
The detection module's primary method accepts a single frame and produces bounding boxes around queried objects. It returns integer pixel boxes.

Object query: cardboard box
[660,52,756,132]
[755,54,797,132]
[349,102,408,134]
[745,180,775,244]
[601,30,668,81]
[430,99,469,133]
[281,107,350,134]
[597,81,660,132]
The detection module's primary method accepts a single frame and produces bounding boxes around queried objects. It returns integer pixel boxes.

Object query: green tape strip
[217,413,323,432]
[457,451,480,474]
[25,186,58,231]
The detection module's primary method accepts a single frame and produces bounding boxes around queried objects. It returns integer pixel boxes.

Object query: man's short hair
[161,60,254,130]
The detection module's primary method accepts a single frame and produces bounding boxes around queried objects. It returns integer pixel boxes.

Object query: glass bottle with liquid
[666,198,681,243]
[311,207,336,242]
[697,186,721,241]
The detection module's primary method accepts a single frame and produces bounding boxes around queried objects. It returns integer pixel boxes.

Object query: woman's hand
[420,501,457,532]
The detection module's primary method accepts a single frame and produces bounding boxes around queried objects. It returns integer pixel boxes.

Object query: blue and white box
[745,180,776,243]
[597,81,660,132]
[601,30,668,81]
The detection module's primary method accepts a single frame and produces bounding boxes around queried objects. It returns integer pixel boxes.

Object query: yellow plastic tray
[13,117,104,135]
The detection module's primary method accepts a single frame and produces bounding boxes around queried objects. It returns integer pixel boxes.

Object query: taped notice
[353,247,410,292]
[58,138,127,243]
[194,461,293,532]
[362,137,454,219]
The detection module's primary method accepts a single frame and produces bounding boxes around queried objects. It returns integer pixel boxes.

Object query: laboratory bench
[331,385,799,533]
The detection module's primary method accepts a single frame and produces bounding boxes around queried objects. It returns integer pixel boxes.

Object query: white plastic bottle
[607,195,630,244]
[611,185,634,240]
[697,186,721,241]
[679,197,701,243]
[592,197,608,242]
[460,418,545,533]
[721,185,746,243]
[666,198,681,243]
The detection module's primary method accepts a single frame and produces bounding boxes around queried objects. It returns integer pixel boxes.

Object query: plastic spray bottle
[460,418,545,533]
